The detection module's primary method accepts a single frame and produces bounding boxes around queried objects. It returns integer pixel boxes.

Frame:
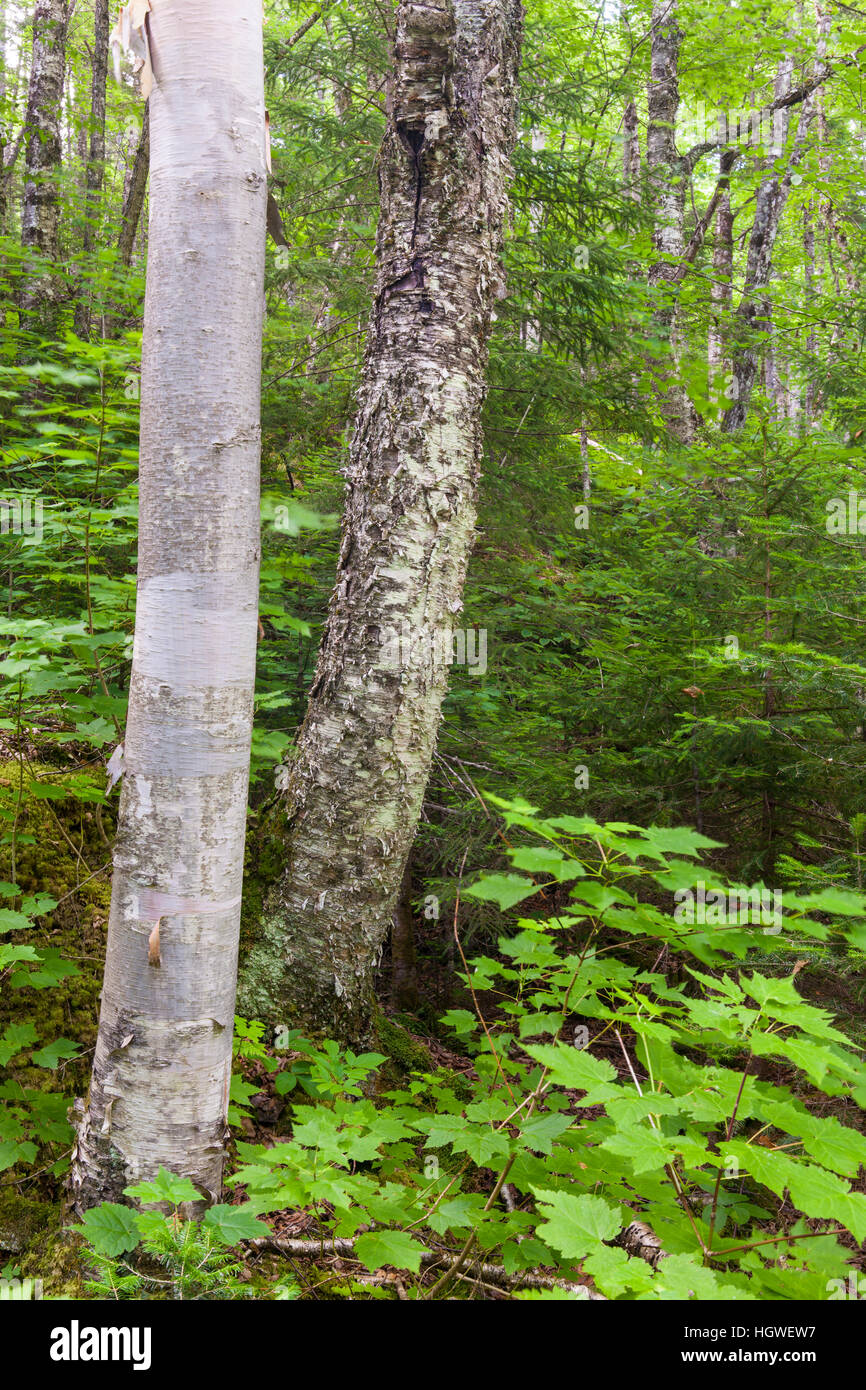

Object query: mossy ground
[373,1009,433,1081]
[0,1188,83,1296]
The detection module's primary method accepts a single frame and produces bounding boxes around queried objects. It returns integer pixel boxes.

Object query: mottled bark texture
[721,52,817,433]
[83,0,109,251]
[74,0,110,337]
[645,0,697,444]
[71,0,266,1211]
[238,0,522,1043]
[20,0,70,315]
[622,98,640,199]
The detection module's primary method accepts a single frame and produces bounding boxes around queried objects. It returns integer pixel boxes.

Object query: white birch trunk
[71,0,266,1210]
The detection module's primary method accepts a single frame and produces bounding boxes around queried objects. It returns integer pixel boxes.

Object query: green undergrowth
[0,761,109,1215]
[73,800,866,1301]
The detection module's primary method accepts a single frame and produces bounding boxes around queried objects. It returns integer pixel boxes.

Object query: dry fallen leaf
[682,685,704,699]
[147,918,161,967]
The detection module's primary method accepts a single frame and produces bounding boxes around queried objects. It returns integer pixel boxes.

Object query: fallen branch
[251,1236,606,1300]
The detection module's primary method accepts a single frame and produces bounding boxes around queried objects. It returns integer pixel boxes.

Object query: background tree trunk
[74,0,110,338]
[117,101,150,268]
[645,0,696,443]
[721,46,821,432]
[623,97,640,199]
[238,0,523,1044]
[20,0,70,317]
[0,5,7,234]
[720,108,813,432]
[708,186,732,410]
[71,0,267,1212]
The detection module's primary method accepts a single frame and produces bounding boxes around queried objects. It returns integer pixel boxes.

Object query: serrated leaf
[202,1204,271,1245]
[123,1167,201,1207]
[354,1229,427,1273]
[532,1189,622,1257]
[31,1037,79,1069]
[524,1042,619,1102]
[0,909,32,932]
[0,1140,37,1171]
[74,1202,141,1256]
[650,1252,749,1300]
[464,873,538,910]
[508,846,585,880]
[600,1126,673,1174]
[0,1022,38,1066]
[519,1111,573,1154]
[582,1244,656,1296]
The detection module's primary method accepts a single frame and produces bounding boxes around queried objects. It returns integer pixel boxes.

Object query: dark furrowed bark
[74,0,110,338]
[645,0,698,444]
[117,103,150,269]
[19,0,70,320]
[238,0,523,1044]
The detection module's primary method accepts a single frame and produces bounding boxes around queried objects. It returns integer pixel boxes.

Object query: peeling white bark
[72,0,266,1211]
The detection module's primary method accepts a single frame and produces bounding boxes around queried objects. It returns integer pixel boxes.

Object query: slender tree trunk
[708,185,732,413]
[0,6,7,234]
[524,125,545,350]
[71,0,267,1212]
[762,306,783,418]
[803,198,816,422]
[117,101,150,268]
[20,0,70,317]
[622,97,640,198]
[721,46,821,432]
[720,110,813,431]
[645,0,696,443]
[0,17,29,232]
[74,0,109,338]
[238,0,523,1044]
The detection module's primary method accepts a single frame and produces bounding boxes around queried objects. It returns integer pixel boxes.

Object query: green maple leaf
[354,1230,427,1274]
[532,1189,621,1258]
